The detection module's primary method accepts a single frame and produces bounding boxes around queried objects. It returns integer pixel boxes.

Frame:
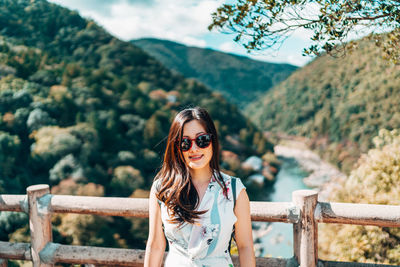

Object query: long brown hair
[155,107,227,225]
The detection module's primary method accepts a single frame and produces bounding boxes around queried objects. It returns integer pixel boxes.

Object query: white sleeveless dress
[157,172,246,267]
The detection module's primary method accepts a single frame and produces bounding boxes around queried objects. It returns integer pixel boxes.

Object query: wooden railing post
[27,185,53,267]
[292,190,318,267]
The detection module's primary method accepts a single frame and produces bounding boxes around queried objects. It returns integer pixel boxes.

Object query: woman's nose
[190,141,200,151]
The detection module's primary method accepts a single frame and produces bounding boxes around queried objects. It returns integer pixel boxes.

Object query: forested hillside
[0,0,275,256]
[246,36,400,173]
[319,129,400,264]
[132,38,297,108]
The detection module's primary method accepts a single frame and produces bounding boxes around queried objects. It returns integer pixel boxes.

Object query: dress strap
[228,177,237,254]
[232,177,237,207]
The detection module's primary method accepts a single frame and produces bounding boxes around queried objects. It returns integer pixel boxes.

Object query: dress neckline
[196,174,217,211]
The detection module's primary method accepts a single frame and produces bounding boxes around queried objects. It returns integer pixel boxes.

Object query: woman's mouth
[189,155,203,161]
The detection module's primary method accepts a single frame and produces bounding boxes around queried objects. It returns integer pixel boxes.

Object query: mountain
[132,38,297,108]
[246,35,400,172]
[0,0,276,253]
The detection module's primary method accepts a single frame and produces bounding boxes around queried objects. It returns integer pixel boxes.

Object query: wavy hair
[155,107,228,225]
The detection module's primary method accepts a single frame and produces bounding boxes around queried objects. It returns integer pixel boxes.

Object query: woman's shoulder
[219,171,242,183]
[151,178,161,192]
[151,178,164,206]
[219,171,246,198]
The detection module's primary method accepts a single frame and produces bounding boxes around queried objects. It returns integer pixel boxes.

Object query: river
[254,157,310,258]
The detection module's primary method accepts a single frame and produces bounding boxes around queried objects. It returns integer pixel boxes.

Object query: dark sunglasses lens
[180,138,192,151]
[196,134,211,148]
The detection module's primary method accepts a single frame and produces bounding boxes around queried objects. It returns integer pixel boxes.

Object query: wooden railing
[1,185,400,267]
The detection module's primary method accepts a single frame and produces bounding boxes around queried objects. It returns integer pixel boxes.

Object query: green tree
[110,166,144,197]
[209,0,400,63]
[143,112,169,149]
[49,154,84,184]
[319,129,400,264]
[0,131,21,184]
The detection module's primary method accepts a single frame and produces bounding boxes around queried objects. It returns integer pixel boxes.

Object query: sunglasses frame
[178,133,213,152]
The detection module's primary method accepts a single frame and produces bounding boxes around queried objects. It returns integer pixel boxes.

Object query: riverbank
[252,139,347,256]
[274,140,347,201]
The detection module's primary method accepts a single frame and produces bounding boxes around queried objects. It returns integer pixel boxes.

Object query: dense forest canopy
[0,0,276,256]
[319,129,400,264]
[132,38,297,108]
[246,35,400,173]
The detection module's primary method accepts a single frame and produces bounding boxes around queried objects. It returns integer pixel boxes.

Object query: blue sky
[48,0,315,66]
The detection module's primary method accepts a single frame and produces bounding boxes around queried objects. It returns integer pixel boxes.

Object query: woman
[144,107,255,267]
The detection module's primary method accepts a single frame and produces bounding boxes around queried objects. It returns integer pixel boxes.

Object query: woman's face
[181,120,213,172]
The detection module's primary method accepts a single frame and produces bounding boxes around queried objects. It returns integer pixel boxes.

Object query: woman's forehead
[182,120,206,136]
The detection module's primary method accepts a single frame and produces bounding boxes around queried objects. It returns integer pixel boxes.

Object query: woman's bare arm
[144,184,166,267]
[234,189,256,267]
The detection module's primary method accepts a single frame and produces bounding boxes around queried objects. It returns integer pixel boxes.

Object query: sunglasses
[179,133,212,152]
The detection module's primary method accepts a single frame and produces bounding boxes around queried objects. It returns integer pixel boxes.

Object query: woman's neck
[190,167,213,184]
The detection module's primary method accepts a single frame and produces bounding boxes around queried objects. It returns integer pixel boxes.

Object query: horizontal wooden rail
[51,197,301,222]
[250,201,298,223]
[0,241,31,260]
[0,195,26,212]
[0,240,290,267]
[50,195,149,218]
[39,243,289,267]
[319,261,396,267]
[39,243,144,266]
[1,186,400,267]
[3,195,400,227]
[0,241,395,267]
[316,202,400,227]
[0,195,299,222]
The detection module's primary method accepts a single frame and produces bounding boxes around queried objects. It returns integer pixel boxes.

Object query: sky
[48,0,316,67]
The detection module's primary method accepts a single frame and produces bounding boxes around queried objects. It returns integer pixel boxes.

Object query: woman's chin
[188,162,209,171]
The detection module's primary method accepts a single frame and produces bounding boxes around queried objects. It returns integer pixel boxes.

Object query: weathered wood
[2,194,399,227]
[51,196,299,223]
[38,242,293,267]
[293,190,318,267]
[316,202,400,227]
[27,185,53,267]
[2,187,400,267]
[235,255,293,267]
[0,241,31,260]
[0,195,26,212]
[50,196,149,217]
[250,201,299,222]
[2,241,400,267]
[319,260,399,266]
[39,243,149,266]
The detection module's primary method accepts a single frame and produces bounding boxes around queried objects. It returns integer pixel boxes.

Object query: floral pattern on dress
[200,223,219,246]
[159,172,246,267]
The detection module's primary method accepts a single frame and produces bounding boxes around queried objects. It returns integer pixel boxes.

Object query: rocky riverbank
[274,141,347,201]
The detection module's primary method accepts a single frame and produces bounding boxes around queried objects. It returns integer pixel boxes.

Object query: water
[255,157,310,258]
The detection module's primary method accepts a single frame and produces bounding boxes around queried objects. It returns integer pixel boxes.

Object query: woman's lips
[189,155,203,161]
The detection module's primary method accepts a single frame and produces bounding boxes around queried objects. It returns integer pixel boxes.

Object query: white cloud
[286,54,313,67]
[291,28,315,42]
[181,37,207,48]
[48,0,314,65]
[218,42,238,54]
[247,51,313,67]
[50,0,223,43]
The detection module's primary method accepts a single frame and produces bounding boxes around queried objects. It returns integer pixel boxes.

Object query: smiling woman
[144,107,255,267]
[181,120,213,173]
